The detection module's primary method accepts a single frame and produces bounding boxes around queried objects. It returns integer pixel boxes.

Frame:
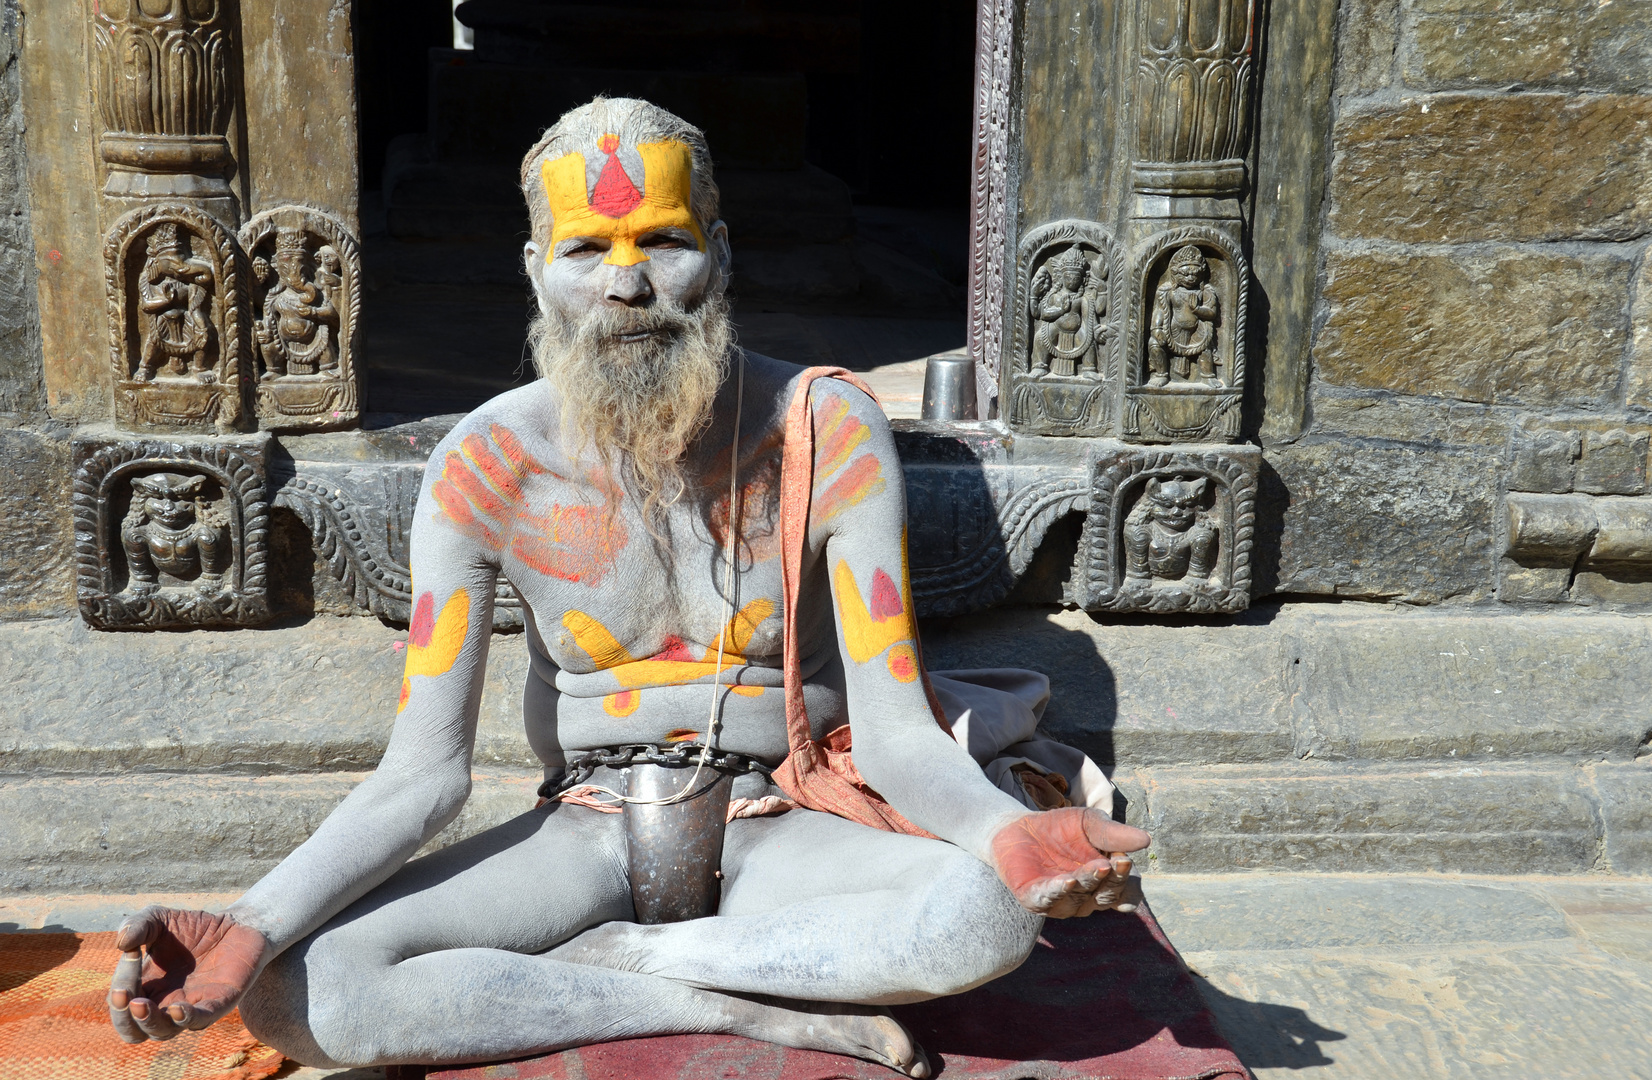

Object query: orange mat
[0,932,285,1080]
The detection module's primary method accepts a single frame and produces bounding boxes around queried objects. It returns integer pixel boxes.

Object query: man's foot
[724,993,930,1078]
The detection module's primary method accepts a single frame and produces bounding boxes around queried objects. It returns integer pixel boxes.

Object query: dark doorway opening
[351,0,978,418]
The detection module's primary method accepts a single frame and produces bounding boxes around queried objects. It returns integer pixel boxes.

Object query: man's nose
[605,264,653,306]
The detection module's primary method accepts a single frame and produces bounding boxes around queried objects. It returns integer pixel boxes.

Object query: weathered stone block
[1126,763,1601,873]
[1312,392,1511,449]
[1576,429,1650,495]
[1504,493,1597,562]
[0,770,538,894]
[1330,95,1652,243]
[0,617,537,776]
[1263,439,1499,603]
[0,428,74,620]
[1315,250,1632,407]
[1407,0,1652,92]
[1509,429,1581,493]
[1497,561,1572,604]
[1281,610,1652,762]
[1594,763,1652,874]
[1334,0,1399,96]
[1570,569,1652,606]
[1630,256,1652,410]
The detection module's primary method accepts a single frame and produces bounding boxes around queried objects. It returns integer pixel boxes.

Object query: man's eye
[642,235,686,249]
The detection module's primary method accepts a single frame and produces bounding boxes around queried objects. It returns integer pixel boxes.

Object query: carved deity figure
[136,223,217,383]
[120,472,231,594]
[1147,244,1220,387]
[108,99,1152,1078]
[255,229,341,378]
[1123,477,1218,584]
[1029,247,1104,377]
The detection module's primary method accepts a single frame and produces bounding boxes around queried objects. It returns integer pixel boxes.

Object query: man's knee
[908,852,1040,996]
[240,935,380,1068]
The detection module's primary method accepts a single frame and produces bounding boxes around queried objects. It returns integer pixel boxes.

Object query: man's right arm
[110,427,503,1040]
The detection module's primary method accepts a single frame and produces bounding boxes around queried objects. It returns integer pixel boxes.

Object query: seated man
[106,98,1150,1077]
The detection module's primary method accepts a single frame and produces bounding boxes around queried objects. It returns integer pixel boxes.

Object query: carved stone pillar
[93,0,240,215]
[1122,0,1253,445]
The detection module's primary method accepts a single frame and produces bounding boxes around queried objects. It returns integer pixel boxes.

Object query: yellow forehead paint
[541,135,706,267]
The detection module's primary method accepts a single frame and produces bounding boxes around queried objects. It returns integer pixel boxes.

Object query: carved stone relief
[1006,221,1124,437]
[272,462,524,630]
[1132,0,1255,196]
[242,206,364,429]
[967,0,1019,413]
[1079,446,1257,613]
[1123,226,1246,443]
[106,203,245,434]
[93,0,239,204]
[73,435,270,629]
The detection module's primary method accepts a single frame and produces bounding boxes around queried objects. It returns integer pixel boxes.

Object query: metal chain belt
[537,743,775,801]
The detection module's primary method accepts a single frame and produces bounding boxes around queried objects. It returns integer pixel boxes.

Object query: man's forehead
[540,132,706,263]
[542,135,695,221]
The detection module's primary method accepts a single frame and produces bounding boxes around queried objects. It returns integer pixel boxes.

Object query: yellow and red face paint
[398,588,471,712]
[433,423,629,586]
[541,135,705,267]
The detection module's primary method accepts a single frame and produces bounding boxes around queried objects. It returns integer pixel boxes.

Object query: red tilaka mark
[409,592,436,649]
[652,635,697,663]
[868,568,904,622]
[590,137,643,219]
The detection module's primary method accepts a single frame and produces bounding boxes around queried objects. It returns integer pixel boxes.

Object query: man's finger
[109,951,146,1043]
[115,907,166,953]
[130,997,183,1041]
[1114,875,1144,914]
[1110,854,1133,880]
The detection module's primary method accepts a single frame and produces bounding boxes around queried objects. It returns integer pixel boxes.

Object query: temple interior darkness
[353,0,978,416]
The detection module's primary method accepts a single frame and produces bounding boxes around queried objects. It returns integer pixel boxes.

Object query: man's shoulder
[738,351,885,429]
[434,382,557,452]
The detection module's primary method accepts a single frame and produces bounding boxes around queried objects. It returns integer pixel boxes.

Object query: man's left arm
[813,381,1148,916]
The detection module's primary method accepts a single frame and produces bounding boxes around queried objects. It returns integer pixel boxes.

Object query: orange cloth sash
[766,367,948,838]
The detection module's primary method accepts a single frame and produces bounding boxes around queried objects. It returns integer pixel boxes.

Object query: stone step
[0,769,543,895]
[1113,760,1650,876]
[4,606,1648,780]
[4,759,1645,895]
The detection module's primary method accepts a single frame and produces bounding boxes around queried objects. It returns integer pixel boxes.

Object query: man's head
[520,97,734,521]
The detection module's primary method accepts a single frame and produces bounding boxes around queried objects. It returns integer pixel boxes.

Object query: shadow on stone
[1188,973,1346,1070]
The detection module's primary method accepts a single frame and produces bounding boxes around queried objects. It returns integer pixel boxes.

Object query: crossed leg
[239,799,1041,1072]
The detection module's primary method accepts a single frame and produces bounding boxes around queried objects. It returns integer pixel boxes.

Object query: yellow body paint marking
[831,531,920,682]
[541,139,705,267]
[562,599,777,691]
[397,588,471,713]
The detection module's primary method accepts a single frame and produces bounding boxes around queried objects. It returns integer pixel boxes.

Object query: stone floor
[8,873,1648,1080]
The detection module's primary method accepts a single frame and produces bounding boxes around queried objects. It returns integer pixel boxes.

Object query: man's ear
[705,220,732,291]
[523,241,552,310]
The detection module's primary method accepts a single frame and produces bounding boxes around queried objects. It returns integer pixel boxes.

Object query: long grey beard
[529,293,733,523]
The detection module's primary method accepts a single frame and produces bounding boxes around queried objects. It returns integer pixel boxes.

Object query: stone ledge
[1116,761,1652,876]
[4,605,1649,779]
[0,769,541,895]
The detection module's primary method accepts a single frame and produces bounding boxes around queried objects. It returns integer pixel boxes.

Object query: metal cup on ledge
[922,353,979,421]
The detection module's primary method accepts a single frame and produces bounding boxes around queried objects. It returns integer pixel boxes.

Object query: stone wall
[0,0,42,419]
[0,1,73,623]
[1264,0,1652,606]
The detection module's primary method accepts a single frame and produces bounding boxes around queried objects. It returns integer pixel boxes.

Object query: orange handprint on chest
[432,423,629,585]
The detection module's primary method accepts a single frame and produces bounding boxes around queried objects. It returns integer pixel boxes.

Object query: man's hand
[990,808,1151,918]
[107,907,270,1043]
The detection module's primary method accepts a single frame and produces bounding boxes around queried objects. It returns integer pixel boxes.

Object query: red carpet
[392,902,1251,1080]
